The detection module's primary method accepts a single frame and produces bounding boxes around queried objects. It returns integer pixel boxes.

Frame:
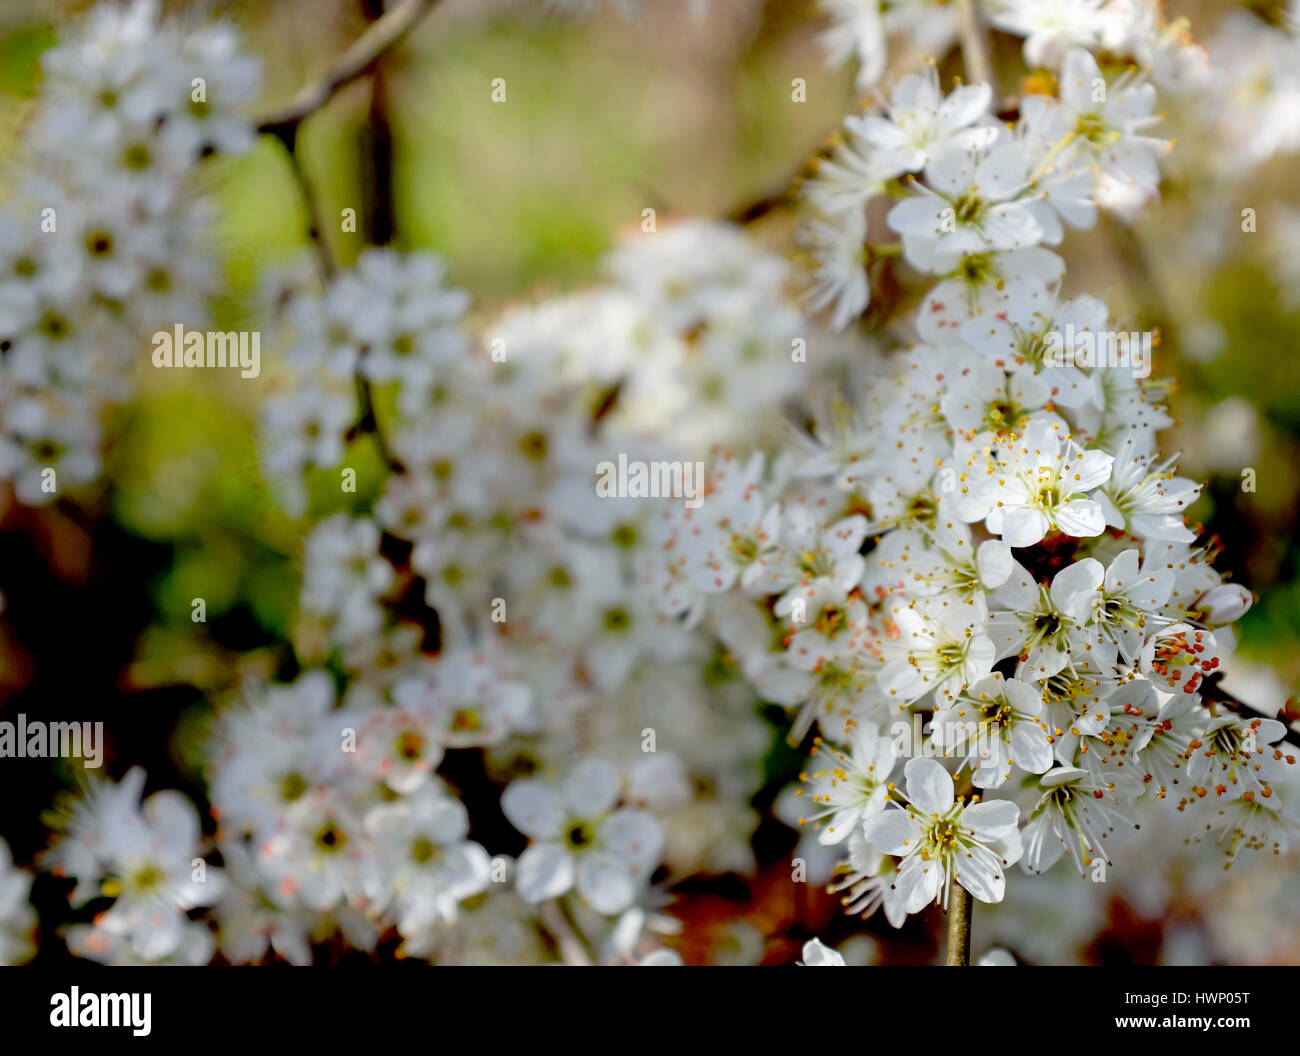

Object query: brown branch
[727,186,793,226]
[1201,673,1300,751]
[345,369,405,473]
[946,772,975,965]
[281,143,336,282]
[724,140,833,226]
[946,883,972,966]
[955,0,997,94]
[256,0,440,138]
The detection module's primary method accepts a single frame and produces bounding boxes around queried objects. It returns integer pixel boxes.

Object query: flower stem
[956,0,997,94]
[539,898,593,966]
[946,882,972,966]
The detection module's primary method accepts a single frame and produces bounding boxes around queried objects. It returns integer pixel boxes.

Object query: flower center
[565,820,596,850]
[952,190,984,225]
[315,822,347,853]
[279,772,309,803]
[396,730,425,761]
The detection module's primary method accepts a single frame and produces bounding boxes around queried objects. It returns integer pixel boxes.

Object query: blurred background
[1,0,1298,965]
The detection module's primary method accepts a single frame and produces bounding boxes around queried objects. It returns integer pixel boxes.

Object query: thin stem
[727,187,791,226]
[347,370,405,473]
[945,772,975,965]
[955,0,996,93]
[281,137,336,282]
[946,882,972,966]
[538,898,593,966]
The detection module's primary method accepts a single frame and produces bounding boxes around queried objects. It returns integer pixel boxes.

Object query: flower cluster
[230,218,824,959]
[632,5,1298,929]
[0,0,258,505]
[819,0,1209,96]
[42,768,223,963]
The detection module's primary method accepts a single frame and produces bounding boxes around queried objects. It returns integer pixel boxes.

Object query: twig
[945,883,973,966]
[282,143,336,282]
[723,108,875,227]
[1201,673,1300,751]
[256,0,440,138]
[259,0,430,476]
[727,186,794,226]
[346,370,405,473]
[955,0,996,93]
[946,773,975,965]
[538,899,593,966]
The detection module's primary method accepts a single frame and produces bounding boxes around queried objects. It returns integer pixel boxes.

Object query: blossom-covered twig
[259,0,435,475]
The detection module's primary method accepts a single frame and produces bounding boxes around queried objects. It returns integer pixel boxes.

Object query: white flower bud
[1194,584,1252,627]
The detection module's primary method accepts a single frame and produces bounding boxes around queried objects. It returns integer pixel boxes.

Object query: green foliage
[0,22,55,97]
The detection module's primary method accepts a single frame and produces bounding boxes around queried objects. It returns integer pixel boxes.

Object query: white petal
[564,758,620,816]
[800,938,845,966]
[905,757,954,815]
[1049,557,1103,621]
[500,781,564,840]
[955,851,1005,903]
[1001,506,1050,548]
[976,540,1014,589]
[895,857,941,913]
[1054,498,1105,538]
[863,807,921,856]
[514,843,575,903]
[576,851,636,915]
[962,799,1020,840]
[599,809,663,872]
